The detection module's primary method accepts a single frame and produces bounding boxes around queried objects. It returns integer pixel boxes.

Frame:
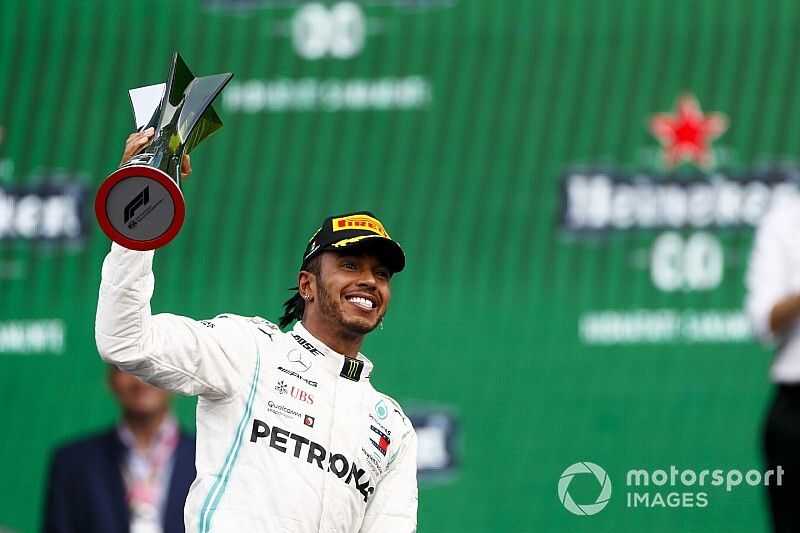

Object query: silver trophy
[95,52,232,250]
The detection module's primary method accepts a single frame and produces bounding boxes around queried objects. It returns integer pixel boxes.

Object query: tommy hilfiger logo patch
[369,425,390,456]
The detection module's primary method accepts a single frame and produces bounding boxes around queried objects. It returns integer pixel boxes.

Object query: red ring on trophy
[95,165,185,251]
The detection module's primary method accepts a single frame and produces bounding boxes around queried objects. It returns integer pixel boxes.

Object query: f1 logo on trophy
[95,52,232,250]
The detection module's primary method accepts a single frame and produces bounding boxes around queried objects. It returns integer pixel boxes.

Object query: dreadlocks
[279,255,322,329]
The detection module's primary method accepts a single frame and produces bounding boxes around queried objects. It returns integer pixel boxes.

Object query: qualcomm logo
[558,462,612,516]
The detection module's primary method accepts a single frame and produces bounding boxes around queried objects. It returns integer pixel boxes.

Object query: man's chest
[242,337,394,498]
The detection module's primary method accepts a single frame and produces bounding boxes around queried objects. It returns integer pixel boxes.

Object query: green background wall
[0,0,796,531]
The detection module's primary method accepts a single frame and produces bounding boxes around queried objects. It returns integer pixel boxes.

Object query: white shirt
[117,415,180,533]
[745,195,800,383]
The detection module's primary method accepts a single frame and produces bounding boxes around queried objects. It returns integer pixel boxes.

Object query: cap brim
[327,236,405,273]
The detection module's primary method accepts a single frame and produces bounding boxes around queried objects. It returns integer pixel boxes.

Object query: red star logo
[650,94,728,168]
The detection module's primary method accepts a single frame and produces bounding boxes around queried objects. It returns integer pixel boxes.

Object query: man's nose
[356,269,377,287]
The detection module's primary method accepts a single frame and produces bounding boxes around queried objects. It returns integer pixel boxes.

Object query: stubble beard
[316,282,380,336]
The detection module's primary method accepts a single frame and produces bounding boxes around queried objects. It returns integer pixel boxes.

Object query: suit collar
[292,322,374,381]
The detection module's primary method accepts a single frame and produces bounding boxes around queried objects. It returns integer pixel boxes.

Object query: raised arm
[95,132,247,399]
[95,244,253,399]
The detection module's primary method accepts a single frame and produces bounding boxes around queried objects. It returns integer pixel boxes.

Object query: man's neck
[300,319,363,357]
[123,410,168,450]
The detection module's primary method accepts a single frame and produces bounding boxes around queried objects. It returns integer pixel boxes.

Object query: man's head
[300,250,393,336]
[279,211,405,330]
[108,365,171,421]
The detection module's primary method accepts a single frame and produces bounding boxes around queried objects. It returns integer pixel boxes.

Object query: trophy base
[95,165,185,250]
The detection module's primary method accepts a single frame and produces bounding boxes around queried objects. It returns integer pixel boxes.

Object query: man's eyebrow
[336,254,390,269]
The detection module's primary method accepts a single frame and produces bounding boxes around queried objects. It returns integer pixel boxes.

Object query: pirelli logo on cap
[332,215,389,238]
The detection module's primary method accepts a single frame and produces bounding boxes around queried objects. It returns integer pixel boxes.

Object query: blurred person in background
[746,195,800,533]
[43,365,196,533]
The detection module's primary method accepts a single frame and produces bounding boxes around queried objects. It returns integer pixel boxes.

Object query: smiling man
[96,133,417,533]
[279,213,405,348]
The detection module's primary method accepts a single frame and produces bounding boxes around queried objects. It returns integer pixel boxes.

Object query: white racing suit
[95,244,418,532]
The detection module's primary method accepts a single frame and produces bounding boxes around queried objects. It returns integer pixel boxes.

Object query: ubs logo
[291,386,314,405]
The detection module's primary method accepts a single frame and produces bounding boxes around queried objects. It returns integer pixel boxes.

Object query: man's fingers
[126,128,154,149]
[120,127,155,165]
[180,154,192,179]
[118,128,193,178]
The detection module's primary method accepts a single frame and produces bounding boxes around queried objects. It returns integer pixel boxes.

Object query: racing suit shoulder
[206,313,277,332]
[229,315,290,348]
[214,314,284,335]
[371,389,414,433]
[247,315,281,330]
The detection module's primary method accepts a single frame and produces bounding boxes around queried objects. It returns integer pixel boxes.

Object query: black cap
[301,211,405,273]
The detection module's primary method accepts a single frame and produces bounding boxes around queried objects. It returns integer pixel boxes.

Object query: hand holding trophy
[95,52,232,250]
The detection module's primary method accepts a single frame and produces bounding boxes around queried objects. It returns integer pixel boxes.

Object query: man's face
[108,367,171,419]
[314,251,392,336]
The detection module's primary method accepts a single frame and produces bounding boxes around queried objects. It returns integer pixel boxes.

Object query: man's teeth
[347,296,374,309]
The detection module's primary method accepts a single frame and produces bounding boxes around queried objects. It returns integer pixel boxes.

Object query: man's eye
[343,262,356,269]
[376,270,390,279]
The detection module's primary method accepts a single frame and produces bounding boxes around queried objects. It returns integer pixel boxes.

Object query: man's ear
[298,270,315,301]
